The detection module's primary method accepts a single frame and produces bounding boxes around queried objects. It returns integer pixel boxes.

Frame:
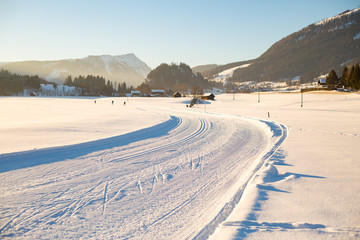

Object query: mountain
[210,8,360,83]
[0,54,151,87]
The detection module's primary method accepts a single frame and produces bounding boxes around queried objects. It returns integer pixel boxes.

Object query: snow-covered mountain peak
[83,54,149,70]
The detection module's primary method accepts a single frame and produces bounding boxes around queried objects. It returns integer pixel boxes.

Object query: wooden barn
[173,92,182,98]
[201,93,215,100]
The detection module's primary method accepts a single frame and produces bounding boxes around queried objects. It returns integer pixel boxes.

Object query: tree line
[326,63,360,90]
[63,75,134,96]
[0,69,135,96]
[0,69,45,95]
[65,75,113,96]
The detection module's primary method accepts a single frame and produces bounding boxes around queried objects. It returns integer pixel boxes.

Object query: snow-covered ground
[210,92,360,240]
[1,93,359,239]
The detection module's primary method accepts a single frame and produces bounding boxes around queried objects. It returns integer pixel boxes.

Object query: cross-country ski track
[0,103,287,239]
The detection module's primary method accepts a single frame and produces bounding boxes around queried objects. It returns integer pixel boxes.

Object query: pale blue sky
[0,0,358,68]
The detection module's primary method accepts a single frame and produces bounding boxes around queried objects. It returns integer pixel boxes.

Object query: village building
[201,93,215,100]
[151,89,165,97]
[131,90,141,96]
[318,78,327,86]
[173,92,182,98]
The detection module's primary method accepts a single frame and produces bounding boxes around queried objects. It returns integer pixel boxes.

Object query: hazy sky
[0,0,358,68]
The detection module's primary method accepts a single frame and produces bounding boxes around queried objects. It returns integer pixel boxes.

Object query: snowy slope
[213,64,251,83]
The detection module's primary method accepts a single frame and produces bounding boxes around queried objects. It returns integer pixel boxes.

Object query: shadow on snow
[0,116,181,173]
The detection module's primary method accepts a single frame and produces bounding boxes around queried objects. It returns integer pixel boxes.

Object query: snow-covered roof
[151,89,164,93]
[318,78,326,84]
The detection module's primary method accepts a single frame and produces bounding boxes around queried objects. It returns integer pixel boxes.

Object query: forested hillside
[146,63,211,92]
[229,8,360,83]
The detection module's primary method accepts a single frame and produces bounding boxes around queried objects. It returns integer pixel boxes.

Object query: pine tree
[65,75,73,86]
[350,64,360,90]
[340,65,348,87]
[326,69,338,87]
[121,82,127,93]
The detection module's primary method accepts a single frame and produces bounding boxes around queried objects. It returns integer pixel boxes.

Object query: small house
[318,78,326,85]
[201,93,215,100]
[173,92,182,98]
[131,90,141,97]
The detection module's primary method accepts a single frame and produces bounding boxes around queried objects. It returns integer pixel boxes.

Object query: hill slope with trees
[146,63,211,93]
[229,8,360,83]
[195,9,360,84]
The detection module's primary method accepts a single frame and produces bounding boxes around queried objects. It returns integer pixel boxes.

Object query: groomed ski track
[0,105,287,240]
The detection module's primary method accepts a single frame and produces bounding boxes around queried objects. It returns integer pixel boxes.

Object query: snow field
[2,93,359,239]
[0,97,283,239]
[209,92,360,239]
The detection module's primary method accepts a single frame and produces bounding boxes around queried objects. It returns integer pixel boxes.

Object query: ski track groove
[147,183,210,228]
[108,118,210,164]
[102,181,109,216]
[0,209,27,234]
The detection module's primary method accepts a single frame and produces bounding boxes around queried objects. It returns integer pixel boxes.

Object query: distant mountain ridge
[0,54,151,87]
[198,8,360,83]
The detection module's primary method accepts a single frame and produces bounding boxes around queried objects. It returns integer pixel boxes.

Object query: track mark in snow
[137,178,143,194]
[0,209,27,234]
[148,183,209,228]
[102,181,109,216]
[149,168,159,194]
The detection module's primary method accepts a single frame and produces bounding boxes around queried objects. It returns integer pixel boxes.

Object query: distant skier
[112,100,114,105]
[124,101,126,106]
[94,100,96,104]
